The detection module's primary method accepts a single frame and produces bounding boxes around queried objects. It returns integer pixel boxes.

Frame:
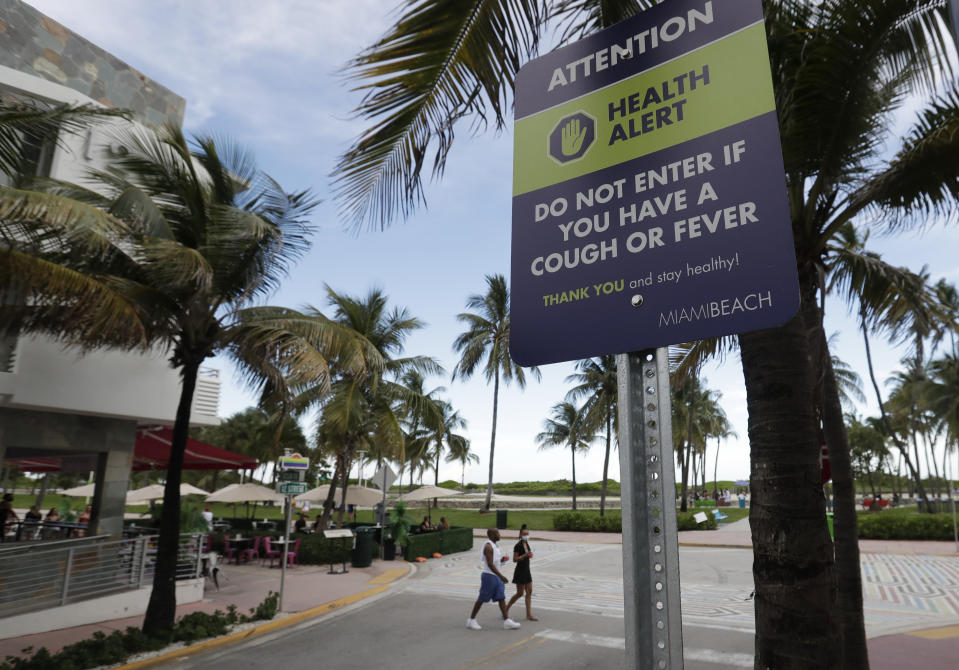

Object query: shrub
[0,593,280,670]
[857,512,957,540]
[405,527,473,559]
[553,511,716,532]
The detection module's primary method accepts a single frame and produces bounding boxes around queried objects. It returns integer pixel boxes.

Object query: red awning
[4,426,258,473]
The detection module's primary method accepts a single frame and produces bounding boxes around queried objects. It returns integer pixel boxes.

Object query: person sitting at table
[439,516,450,531]
[419,516,432,533]
[76,504,92,537]
[294,512,308,533]
[313,512,324,532]
[44,507,59,523]
[0,493,17,542]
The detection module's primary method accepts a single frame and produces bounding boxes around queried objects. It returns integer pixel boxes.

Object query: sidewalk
[0,559,410,662]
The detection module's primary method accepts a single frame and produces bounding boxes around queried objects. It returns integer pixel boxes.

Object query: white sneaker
[466,618,482,630]
[503,618,521,630]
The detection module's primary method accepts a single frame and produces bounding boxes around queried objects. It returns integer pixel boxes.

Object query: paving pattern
[405,539,959,638]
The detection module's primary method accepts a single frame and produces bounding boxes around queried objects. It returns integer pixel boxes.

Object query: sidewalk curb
[113,563,414,670]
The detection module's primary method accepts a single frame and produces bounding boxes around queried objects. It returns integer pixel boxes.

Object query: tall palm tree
[296,287,440,527]
[445,429,479,488]
[566,355,617,516]
[0,126,369,636]
[427,399,469,486]
[453,274,539,510]
[338,1,959,665]
[536,401,591,511]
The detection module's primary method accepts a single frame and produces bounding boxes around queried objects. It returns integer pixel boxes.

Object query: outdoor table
[229,536,254,563]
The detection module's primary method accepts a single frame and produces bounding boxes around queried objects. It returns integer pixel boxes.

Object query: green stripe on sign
[513,23,776,196]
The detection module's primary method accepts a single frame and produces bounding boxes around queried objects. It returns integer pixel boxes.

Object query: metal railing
[0,532,205,618]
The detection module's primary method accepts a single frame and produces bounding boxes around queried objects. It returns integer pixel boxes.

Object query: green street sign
[276,482,307,496]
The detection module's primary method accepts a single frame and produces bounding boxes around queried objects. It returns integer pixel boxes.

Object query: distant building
[0,0,220,537]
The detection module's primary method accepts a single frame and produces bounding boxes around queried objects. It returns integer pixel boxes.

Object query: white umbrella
[295,484,383,507]
[401,484,462,523]
[126,483,209,503]
[400,485,462,502]
[60,483,96,497]
[206,482,285,504]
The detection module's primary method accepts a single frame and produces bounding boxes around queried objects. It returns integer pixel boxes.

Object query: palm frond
[333,0,543,231]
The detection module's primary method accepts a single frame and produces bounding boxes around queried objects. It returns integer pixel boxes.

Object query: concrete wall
[1,336,220,426]
[0,578,204,639]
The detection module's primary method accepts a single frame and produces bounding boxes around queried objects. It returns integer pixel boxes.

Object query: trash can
[352,527,375,568]
[495,510,508,530]
[825,512,834,541]
[738,496,746,509]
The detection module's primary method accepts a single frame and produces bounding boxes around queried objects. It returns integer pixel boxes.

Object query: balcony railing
[0,532,204,618]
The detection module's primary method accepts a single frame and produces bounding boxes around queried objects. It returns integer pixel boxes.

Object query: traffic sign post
[510,2,797,668]
[276,452,309,611]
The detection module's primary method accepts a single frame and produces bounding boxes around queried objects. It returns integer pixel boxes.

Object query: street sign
[276,481,307,496]
[278,453,309,470]
[278,469,304,483]
[510,0,799,366]
[370,464,396,492]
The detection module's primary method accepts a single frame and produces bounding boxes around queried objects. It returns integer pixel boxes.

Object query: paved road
[160,539,959,669]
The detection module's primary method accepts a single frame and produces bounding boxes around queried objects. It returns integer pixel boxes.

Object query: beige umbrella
[126,483,209,503]
[206,482,285,504]
[295,484,383,507]
[400,485,462,502]
[401,485,462,522]
[60,483,96,497]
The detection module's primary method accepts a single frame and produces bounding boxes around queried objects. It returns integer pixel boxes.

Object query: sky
[25,0,959,488]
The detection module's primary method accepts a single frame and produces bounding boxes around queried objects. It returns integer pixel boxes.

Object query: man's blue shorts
[477,572,505,602]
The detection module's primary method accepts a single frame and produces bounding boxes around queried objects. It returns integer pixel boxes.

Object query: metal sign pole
[279,494,292,611]
[617,348,683,670]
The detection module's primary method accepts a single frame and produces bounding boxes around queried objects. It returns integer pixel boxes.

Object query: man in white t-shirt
[466,529,521,630]
[201,507,214,532]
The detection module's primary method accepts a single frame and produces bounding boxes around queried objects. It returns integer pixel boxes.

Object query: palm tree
[338,1,959,665]
[427,399,469,486]
[566,355,617,516]
[453,274,539,510]
[445,429,479,488]
[0,126,373,636]
[536,401,592,510]
[297,287,440,528]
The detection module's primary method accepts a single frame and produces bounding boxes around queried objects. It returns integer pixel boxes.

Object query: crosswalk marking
[534,629,754,667]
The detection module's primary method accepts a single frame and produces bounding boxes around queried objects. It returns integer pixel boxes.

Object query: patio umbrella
[126,483,209,503]
[401,485,462,522]
[295,484,383,507]
[60,483,96,497]
[733,480,749,487]
[206,483,284,504]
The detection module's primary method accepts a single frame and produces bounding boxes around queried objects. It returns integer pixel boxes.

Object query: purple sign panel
[510,0,799,366]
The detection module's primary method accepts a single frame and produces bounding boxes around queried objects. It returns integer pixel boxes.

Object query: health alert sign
[509,0,799,366]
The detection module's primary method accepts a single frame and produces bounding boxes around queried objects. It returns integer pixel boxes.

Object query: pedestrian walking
[466,529,522,630]
[506,524,538,621]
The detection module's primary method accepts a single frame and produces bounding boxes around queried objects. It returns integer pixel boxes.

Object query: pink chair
[239,536,262,564]
[285,538,301,568]
[262,537,281,567]
[222,537,238,563]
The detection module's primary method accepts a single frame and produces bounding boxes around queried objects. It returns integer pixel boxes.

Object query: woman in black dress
[506,524,538,621]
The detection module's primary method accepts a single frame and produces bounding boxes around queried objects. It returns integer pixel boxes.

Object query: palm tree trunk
[34,473,49,509]
[822,348,870,669]
[925,435,941,502]
[320,453,343,530]
[861,323,932,511]
[142,358,200,637]
[713,438,721,501]
[571,446,577,511]
[739,310,838,668]
[336,454,351,528]
[484,369,500,511]
[600,411,611,517]
[680,438,691,512]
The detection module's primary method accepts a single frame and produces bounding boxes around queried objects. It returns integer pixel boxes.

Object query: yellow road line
[366,568,409,585]
[907,624,959,640]
[475,637,548,668]
[115,564,413,670]
[455,635,536,670]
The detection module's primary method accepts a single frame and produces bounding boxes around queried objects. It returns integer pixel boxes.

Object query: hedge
[856,513,958,540]
[404,527,473,559]
[552,511,717,532]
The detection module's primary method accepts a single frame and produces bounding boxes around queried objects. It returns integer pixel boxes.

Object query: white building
[0,0,220,537]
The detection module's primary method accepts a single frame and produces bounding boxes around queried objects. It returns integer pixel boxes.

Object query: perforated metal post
[617,349,684,669]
